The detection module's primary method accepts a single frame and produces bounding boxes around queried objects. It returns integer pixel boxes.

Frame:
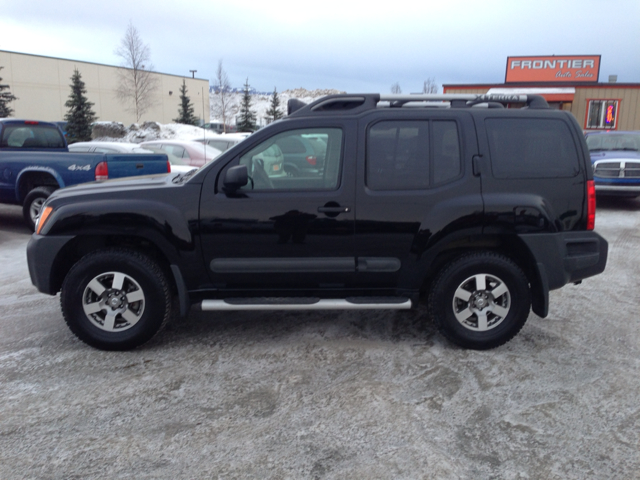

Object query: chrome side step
[199,297,412,311]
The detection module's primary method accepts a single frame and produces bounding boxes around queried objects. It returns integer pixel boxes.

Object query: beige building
[444,55,640,131]
[0,50,210,125]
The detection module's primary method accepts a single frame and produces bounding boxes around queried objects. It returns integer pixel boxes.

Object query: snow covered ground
[0,197,639,479]
[92,88,342,143]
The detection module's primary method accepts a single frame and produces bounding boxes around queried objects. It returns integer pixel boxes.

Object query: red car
[140,140,221,167]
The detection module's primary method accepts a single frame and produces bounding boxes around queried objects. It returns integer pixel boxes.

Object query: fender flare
[15,166,64,202]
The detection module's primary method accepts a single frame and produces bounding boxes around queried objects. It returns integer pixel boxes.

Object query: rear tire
[60,248,172,351]
[428,252,531,350]
[23,186,55,231]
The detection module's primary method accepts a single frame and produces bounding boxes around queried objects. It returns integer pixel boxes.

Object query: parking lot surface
[0,199,639,479]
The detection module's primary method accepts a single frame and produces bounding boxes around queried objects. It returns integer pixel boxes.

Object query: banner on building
[505,55,601,83]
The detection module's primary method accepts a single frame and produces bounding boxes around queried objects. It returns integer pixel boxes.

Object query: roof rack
[288,93,549,116]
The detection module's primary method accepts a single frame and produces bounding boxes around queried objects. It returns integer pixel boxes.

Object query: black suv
[27,93,608,351]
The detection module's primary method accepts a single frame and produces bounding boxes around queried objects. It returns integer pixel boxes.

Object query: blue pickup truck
[585,130,640,198]
[0,119,171,229]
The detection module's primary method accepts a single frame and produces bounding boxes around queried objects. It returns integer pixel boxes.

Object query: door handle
[317,206,350,213]
[136,163,144,169]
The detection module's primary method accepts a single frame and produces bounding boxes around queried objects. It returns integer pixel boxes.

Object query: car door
[199,120,357,292]
[353,110,483,291]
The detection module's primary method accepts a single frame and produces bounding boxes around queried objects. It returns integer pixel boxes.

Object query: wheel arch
[16,168,62,202]
[49,234,185,304]
[420,233,547,317]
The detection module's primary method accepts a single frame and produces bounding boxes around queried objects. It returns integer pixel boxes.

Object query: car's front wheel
[60,248,172,350]
[428,252,531,350]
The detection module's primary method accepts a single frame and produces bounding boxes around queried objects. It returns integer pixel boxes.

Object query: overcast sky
[1,0,638,93]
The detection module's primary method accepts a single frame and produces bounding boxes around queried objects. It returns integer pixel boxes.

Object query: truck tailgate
[105,154,169,178]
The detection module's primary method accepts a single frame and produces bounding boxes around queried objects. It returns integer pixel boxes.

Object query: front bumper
[27,234,76,295]
[594,182,640,194]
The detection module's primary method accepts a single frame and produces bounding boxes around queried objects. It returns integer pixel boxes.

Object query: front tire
[61,248,172,350]
[23,186,55,231]
[428,252,531,350]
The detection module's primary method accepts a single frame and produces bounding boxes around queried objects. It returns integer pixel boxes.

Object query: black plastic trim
[210,257,356,273]
[170,265,190,317]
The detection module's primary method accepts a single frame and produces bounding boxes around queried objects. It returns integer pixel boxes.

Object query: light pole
[189,70,197,79]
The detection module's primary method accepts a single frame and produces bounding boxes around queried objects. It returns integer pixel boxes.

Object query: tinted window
[237,128,343,191]
[433,121,461,184]
[208,140,231,151]
[367,120,462,191]
[163,145,187,158]
[69,146,92,152]
[1,124,65,148]
[486,118,579,178]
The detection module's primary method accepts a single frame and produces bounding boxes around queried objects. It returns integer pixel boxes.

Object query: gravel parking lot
[0,199,638,479]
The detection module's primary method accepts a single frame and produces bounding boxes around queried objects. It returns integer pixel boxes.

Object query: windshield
[586,133,640,152]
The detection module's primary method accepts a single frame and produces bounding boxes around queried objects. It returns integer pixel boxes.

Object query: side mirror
[223,164,248,191]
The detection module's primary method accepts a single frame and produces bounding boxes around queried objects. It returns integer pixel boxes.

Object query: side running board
[199,297,412,311]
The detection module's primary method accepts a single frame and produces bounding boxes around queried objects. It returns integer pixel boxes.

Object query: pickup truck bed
[0,118,170,229]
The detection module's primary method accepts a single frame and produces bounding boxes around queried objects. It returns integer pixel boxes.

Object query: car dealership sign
[506,55,600,83]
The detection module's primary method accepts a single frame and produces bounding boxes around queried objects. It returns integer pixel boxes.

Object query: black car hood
[49,173,179,201]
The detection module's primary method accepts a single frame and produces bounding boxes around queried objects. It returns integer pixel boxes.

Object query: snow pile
[92,121,213,143]
[91,88,344,143]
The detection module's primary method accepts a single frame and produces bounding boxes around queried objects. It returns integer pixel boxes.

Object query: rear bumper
[520,231,608,290]
[519,231,608,318]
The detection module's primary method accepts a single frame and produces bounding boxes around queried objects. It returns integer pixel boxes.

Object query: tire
[23,186,56,231]
[60,248,172,351]
[428,252,531,350]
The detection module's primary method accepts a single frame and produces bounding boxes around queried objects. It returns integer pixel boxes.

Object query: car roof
[0,119,60,127]
[220,133,251,140]
[142,140,204,146]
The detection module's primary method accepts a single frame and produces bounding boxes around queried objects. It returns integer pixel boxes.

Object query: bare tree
[422,78,438,94]
[211,60,238,132]
[391,82,402,94]
[114,22,158,123]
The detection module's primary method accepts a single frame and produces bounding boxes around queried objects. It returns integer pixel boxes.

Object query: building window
[586,99,619,130]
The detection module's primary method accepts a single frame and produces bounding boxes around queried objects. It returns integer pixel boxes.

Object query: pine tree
[266,87,284,123]
[64,68,97,142]
[236,78,257,132]
[173,79,198,125]
[0,67,17,118]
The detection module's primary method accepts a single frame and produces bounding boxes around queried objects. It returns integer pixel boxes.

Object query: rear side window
[164,145,187,158]
[208,140,231,151]
[366,120,461,190]
[486,118,579,178]
[0,124,66,148]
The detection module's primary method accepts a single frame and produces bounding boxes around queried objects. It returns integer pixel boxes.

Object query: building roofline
[0,49,209,82]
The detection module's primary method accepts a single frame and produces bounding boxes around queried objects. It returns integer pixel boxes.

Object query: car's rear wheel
[61,248,172,350]
[428,252,531,350]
